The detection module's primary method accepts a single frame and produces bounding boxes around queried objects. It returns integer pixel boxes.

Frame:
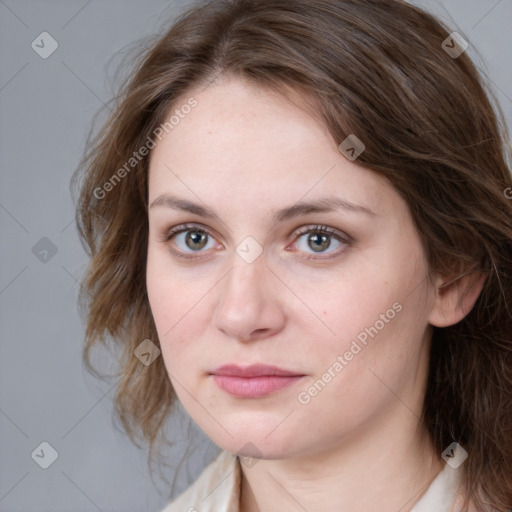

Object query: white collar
[161,450,463,512]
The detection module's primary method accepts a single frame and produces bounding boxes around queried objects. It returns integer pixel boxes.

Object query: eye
[159,223,351,261]
[161,223,219,258]
[290,225,350,259]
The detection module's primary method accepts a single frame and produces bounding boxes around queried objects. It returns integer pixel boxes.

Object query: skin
[146,75,484,511]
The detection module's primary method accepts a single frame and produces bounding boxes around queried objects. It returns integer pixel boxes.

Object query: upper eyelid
[164,222,350,247]
[165,222,345,236]
[165,223,214,239]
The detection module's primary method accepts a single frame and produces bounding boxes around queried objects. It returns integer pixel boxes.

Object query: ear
[429,270,487,328]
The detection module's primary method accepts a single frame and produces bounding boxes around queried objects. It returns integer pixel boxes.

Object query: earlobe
[429,270,487,328]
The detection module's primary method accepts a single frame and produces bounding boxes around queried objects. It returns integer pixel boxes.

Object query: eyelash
[159,223,352,261]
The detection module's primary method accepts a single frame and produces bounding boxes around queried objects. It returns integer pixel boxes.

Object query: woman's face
[146,76,436,460]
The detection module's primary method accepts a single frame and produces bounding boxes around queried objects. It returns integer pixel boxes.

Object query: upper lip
[210,364,304,378]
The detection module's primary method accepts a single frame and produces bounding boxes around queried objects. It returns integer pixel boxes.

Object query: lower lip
[212,375,304,398]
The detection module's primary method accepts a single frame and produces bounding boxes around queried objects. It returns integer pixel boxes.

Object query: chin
[206,424,304,461]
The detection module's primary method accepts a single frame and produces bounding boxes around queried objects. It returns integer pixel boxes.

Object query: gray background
[0,1,510,511]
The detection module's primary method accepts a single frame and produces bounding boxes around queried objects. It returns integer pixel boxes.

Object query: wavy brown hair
[72,0,512,508]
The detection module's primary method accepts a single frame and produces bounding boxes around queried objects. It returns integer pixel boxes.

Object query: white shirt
[160,450,467,512]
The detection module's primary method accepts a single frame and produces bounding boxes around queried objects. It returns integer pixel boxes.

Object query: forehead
[147,77,395,218]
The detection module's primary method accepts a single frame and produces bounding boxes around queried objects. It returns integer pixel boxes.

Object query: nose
[212,257,286,343]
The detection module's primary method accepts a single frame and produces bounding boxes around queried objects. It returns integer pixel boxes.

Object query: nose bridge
[224,229,269,293]
[221,254,267,311]
[213,251,284,341]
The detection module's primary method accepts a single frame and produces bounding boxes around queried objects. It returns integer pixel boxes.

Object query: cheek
[147,247,191,324]
[302,271,396,343]
[146,253,214,370]
[299,255,429,369]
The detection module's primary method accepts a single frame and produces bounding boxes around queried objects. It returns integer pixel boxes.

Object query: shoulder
[159,450,241,512]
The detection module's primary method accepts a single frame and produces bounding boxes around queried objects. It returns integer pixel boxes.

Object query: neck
[239,412,444,512]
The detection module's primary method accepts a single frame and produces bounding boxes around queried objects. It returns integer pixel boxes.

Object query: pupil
[187,231,207,250]
[184,231,331,253]
[309,233,329,252]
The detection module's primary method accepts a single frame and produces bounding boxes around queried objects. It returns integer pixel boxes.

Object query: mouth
[209,364,306,398]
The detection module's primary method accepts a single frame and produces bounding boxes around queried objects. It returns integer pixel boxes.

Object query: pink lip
[211,364,302,378]
[210,364,305,398]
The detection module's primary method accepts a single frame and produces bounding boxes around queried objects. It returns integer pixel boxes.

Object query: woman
[72,0,512,510]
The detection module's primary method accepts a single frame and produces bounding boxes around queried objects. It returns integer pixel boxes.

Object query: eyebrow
[149,194,376,224]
